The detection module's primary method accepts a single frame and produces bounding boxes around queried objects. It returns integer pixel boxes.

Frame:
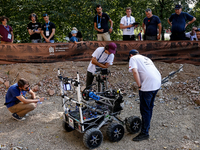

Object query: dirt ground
[0,61,200,150]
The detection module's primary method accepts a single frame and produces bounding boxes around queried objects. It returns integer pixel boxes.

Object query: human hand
[109,28,112,33]
[185,23,188,28]
[157,34,161,40]
[39,97,45,102]
[45,39,50,43]
[0,35,2,38]
[99,29,104,32]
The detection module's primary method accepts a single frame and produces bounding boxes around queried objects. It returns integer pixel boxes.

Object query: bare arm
[185,17,196,28]
[91,57,109,68]
[167,19,172,26]
[28,89,36,99]
[109,19,113,33]
[142,23,146,34]
[132,68,141,89]
[48,28,55,40]
[94,22,103,32]
[120,23,133,29]
[41,30,47,40]
[16,95,44,104]
[157,23,162,40]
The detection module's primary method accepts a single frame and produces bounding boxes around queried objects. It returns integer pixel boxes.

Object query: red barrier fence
[0,41,200,65]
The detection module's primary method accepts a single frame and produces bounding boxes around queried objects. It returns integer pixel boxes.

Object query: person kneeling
[4,78,44,121]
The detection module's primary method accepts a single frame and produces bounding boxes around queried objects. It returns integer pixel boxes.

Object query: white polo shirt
[129,54,161,91]
[120,16,135,35]
[87,47,114,74]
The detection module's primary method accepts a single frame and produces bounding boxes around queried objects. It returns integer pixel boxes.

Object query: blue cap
[71,30,77,34]
[129,49,139,56]
[175,5,182,9]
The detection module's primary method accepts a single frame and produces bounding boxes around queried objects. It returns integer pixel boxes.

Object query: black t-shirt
[41,22,56,40]
[27,22,42,40]
[68,31,83,41]
[94,12,110,34]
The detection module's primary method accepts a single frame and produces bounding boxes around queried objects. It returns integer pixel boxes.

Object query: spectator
[120,7,138,41]
[70,30,79,43]
[27,13,42,43]
[4,78,45,121]
[185,27,198,41]
[41,13,56,43]
[68,27,83,41]
[142,8,162,40]
[0,16,14,44]
[167,4,196,41]
[128,49,161,141]
[94,4,113,41]
[138,30,143,41]
[86,42,117,88]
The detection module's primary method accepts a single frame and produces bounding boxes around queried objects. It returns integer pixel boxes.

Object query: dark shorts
[123,35,135,41]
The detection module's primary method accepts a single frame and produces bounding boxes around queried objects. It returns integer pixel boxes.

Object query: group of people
[5,42,161,142]
[0,4,198,44]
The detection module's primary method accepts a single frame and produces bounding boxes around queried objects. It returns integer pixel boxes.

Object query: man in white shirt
[129,49,161,141]
[120,7,137,41]
[86,42,117,88]
[185,27,198,41]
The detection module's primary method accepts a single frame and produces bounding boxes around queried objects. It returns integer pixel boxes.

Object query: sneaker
[132,132,149,141]
[24,113,29,117]
[12,113,26,121]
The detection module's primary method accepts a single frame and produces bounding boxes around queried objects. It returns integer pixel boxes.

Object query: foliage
[0,0,199,43]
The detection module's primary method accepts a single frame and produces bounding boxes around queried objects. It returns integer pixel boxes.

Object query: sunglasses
[43,14,48,17]
[25,85,30,90]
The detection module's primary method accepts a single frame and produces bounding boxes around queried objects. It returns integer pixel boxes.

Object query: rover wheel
[125,116,141,134]
[83,128,103,149]
[106,123,124,142]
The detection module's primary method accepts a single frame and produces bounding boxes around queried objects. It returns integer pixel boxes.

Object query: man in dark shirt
[94,4,113,41]
[142,8,162,40]
[27,13,42,43]
[41,13,56,43]
[0,16,14,44]
[168,4,196,41]
[68,27,83,41]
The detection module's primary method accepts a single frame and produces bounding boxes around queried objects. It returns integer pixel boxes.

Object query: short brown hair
[29,13,37,20]
[18,78,29,88]
[0,16,9,22]
[126,7,131,11]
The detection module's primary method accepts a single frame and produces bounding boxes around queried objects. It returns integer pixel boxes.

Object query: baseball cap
[108,42,117,54]
[175,4,182,9]
[129,49,139,56]
[71,30,77,34]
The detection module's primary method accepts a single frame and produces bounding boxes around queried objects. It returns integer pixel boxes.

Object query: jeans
[31,39,42,43]
[44,40,55,43]
[139,89,159,135]
[170,32,186,41]
[145,35,157,40]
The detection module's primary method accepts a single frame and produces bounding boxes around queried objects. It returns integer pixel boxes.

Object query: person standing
[128,49,161,141]
[120,7,137,41]
[0,16,14,44]
[86,42,117,88]
[94,4,113,41]
[41,13,56,43]
[5,78,45,121]
[142,9,162,40]
[27,13,42,43]
[167,4,196,41]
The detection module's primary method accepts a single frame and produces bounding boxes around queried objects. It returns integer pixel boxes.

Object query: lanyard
[97,49,110,63]
[45,21,50,31]
[3,25,10,33]
[97,14,102,25]
[126,16,131,26]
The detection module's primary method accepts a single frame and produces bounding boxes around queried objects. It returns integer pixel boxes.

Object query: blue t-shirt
[169,12,194,33]
[143,15,161,36]
[70,36,78,43]
[5,83,27,108]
